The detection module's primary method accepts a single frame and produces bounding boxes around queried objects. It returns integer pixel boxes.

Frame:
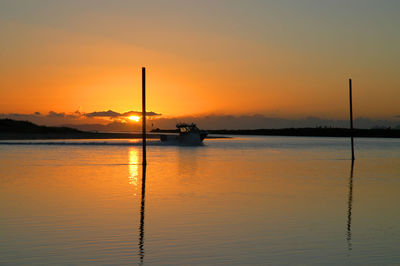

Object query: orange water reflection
[128,148,139,190]
[1,138,400,264]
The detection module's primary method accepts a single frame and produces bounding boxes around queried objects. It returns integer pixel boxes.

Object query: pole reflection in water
[138,163,147,265]
[346,160,355,251]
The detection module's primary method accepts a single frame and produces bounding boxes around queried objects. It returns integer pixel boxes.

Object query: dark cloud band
[85,110,161,118]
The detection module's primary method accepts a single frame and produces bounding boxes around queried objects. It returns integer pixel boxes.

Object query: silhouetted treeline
[0,119,158,140]
[152,127,400,138]
[0,119,82,133]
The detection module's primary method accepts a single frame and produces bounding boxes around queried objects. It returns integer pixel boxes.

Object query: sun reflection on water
[129,148,139,190]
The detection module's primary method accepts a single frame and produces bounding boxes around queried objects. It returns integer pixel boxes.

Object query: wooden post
[140,67,147,264]
[349,79,355,161]
[142,67,147,165]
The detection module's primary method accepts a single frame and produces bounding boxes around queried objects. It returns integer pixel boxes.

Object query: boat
[160,123,208,145]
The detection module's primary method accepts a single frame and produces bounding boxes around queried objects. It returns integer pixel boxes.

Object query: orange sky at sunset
[1,0,399,121]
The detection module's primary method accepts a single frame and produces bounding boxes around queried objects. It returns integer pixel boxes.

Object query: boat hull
[160,132,207,145]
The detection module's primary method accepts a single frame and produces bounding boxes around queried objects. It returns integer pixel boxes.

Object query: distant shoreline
[0,132,153,140]
[0,132,228,140]
[2,119,400,140]
[153,128,400,138]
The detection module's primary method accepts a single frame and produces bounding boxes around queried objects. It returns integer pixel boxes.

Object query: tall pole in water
[349,79,355,161]
[139,67,147,264]
[142,67,147,165]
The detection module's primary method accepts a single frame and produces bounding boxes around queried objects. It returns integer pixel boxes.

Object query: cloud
[48,111,65,118]
[46,111,82,119]
[2,111,399,130]
[85,110,121,118]
[0,109,161,127]
[122,111,161,117]
[85,110,161,118]
[0,110,90,126]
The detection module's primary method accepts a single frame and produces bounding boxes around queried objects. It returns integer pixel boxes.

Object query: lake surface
[1,136,400,265]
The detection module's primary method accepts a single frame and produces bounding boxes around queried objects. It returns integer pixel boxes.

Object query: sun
[128,115,140,122]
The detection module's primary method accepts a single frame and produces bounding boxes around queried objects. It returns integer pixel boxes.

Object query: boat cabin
[176,123,201,134]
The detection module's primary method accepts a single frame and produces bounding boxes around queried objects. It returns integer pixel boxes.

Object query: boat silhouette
[160,123,207,145]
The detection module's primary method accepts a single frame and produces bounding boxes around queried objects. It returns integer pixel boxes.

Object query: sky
[1,0,399,127]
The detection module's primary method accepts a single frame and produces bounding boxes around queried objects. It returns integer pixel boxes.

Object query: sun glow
[128,115,140,122]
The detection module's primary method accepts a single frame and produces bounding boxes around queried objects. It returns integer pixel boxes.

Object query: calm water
[1,136,400,265]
